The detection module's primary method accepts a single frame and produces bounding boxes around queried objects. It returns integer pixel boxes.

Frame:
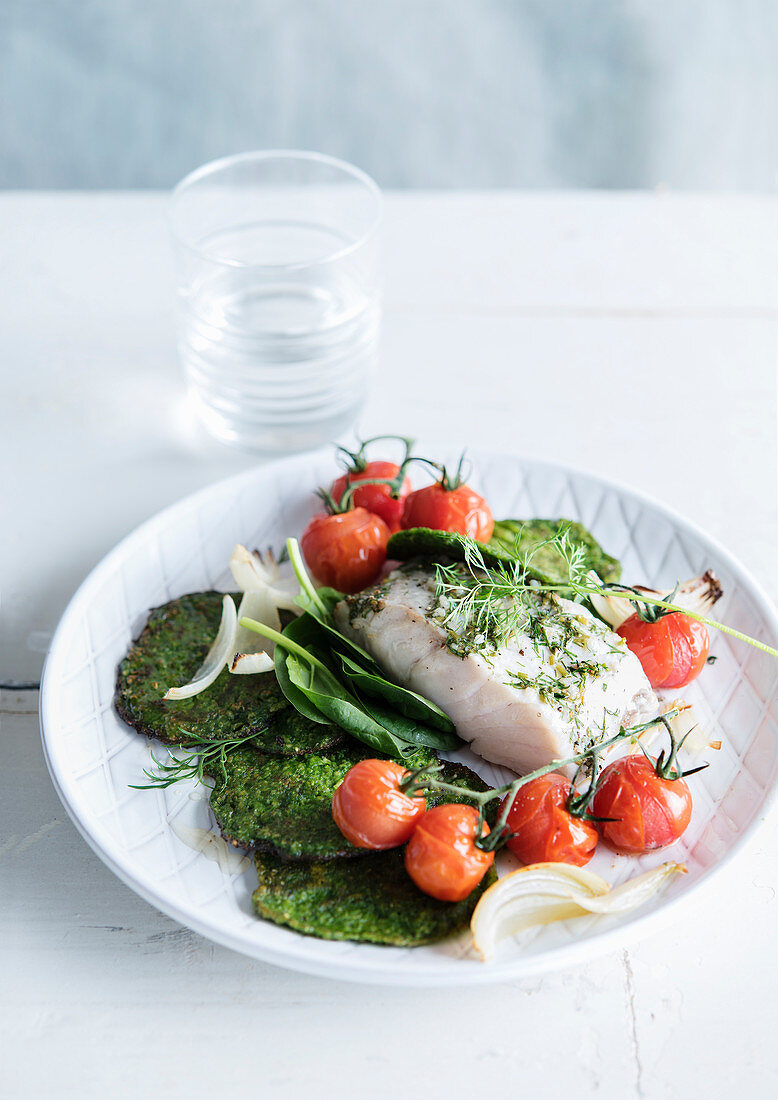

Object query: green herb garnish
[432,528,778,661]
[129,729,261,789]
[240,539,462,759]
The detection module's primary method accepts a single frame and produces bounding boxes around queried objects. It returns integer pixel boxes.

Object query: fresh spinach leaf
[285,655,410,757]
[337,652,458,739]
[272,615,333,725]
[269,556,463,756]
[356,694,461,751]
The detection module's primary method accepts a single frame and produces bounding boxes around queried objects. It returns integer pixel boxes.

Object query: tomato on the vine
[499,773,598,867]
[332,759,426,850]
[401,457,493,542]
[618,611,709,689]
[301,508,390,594]
[404,803,494,902]
[331,461,411,534]
[592,754,693,854]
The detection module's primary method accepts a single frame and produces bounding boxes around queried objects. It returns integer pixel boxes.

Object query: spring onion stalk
[239,617,331,676]
[286,536,330,618]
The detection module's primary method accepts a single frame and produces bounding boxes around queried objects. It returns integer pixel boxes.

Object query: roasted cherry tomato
[402,481,494,541]
[301,508,390,594]
[617,612,709,689]
[499,773,598,867]
[404,804,494,902]
[592,754,693,854]
[332,759,426,850]
[331,461,411,534]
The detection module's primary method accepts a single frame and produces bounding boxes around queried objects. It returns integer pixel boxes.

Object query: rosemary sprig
[129,729,261,790]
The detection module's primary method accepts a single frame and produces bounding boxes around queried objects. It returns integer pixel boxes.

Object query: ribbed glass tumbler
[170,151,382,452]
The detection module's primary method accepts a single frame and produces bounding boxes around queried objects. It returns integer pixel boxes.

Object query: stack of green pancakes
[116,591,495,946]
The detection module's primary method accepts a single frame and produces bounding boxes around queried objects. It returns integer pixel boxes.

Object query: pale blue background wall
[3,0,778,190]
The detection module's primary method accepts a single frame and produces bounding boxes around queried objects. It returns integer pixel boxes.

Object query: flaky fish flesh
[335,565,657,775]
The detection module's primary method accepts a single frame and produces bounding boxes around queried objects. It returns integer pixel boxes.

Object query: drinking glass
[170,151,382,452]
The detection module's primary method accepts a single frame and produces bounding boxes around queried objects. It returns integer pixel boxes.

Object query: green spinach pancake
[387,517,621,593]
[252,849,497,946]
[117,590,503,948]
[115,591,344,755]
[209,744,497,861]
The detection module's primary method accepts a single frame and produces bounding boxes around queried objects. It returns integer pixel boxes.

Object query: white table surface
[2,191,777,1098]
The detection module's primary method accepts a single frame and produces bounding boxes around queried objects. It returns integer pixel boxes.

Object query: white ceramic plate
[40,448,778,985]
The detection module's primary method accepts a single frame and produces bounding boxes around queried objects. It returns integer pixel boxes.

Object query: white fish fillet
[335,565,657,775]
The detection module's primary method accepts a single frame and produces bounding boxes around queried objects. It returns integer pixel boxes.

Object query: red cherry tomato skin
[617,613,675,686]
[592,755,693,854]
[661,615,710,688]
[332,759,426,850]
[404,804,494,902]
[500,774,598,867]
[401,483,494,542]
[617,612,709,689]
[300,509,390,594]
[331,461,411,533]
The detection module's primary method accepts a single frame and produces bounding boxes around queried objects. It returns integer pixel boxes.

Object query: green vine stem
[335,435,415,474]
[410,451,472,492]
[317,474,409,515]
[402,711,678,852]
[633,713,710,781]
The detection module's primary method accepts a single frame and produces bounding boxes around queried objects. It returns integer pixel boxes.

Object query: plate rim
[39,448,778,985]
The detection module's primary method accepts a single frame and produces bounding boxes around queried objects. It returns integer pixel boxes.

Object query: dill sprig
[434,528,778,661]
[433,528,589,654]
[129,729,260,790]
